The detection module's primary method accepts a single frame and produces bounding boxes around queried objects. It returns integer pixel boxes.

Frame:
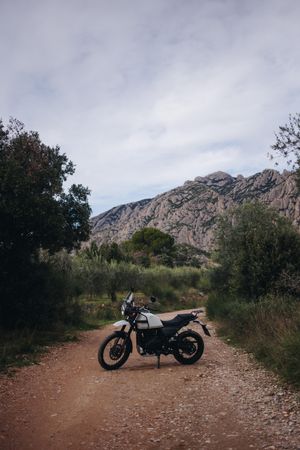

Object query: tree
[127,227,175,267]
[172,243,205,267]
[0,118,91,327]
[99,242,125,263]
[0,119,91,256]
[81,241,126,264]
[131,227,175,255]
[212,202,300,300]
[105,261,141,302]
[271,113,300,187]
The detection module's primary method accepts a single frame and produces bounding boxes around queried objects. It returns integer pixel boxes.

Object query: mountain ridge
[91,169,300,251]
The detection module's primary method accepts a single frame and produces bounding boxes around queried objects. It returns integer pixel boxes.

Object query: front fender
[113,320,130,328]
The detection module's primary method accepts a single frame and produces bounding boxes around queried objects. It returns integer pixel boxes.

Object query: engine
[137,329,163,354]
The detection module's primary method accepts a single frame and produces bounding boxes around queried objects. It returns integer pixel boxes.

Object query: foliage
[105,261,142,301]
[0,119,91,328]
[208,293,300,387]
[77,245,143,301]
[0,119,91,256]
[84,230,206,269]
[271,113,300,187]
[75,245,204,305]
[130,227,174,254]
[172,243,206,267]
[129,227,175,260]
[82,241,126,263]
[212,202,300,300]
[207,201,300,387]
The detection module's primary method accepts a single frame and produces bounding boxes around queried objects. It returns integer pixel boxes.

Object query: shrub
[279,331,300,386]
[213,202,300,300]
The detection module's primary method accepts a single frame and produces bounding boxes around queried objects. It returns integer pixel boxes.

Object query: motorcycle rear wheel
[98,331,131,370]
[173,330,204,365]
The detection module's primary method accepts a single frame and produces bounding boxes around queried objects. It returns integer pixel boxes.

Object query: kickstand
[157,354,161,369]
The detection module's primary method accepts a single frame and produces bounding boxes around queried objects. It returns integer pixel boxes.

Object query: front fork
[118,325,134,353]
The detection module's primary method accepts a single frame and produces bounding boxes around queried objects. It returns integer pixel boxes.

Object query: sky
[1,0,300,215]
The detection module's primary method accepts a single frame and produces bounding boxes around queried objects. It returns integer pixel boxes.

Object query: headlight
[121,302,126,316]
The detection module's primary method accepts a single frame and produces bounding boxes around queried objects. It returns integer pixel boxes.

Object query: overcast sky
[1,0,300,215]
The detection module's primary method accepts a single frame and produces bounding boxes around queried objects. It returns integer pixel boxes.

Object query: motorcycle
[98,290,211,370]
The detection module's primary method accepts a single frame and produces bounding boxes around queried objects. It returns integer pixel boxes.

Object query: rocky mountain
[91,169,300,252]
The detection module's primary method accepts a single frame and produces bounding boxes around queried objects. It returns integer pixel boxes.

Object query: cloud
[1,0,300,214]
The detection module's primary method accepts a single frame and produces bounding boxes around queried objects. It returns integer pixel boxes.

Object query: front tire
[98,331,131,370]
[173,330,204,365]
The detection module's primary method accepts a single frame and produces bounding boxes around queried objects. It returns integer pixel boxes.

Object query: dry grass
[208,294,300,387]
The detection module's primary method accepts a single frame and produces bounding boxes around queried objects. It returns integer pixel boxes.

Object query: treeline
[207,202,300,386]
[85,227,206,268]
[7,248,204,329]
[76,246,204,302]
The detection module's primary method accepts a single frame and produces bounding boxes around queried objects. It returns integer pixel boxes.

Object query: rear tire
[98,331,131,370]
[173,330,204,365]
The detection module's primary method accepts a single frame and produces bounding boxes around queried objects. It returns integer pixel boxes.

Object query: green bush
[1,252,84,329]
[140,266,202,300]
[279,331,300,386]
[213,202,300,300]
[206,292,234,319]
[158,286,179,303]
[96,305,120,322]
[197,270,211,293]
[76,262,204,311]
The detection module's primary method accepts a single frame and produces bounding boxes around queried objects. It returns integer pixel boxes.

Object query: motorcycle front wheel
[98,331,131,370]
[173,330,204,365]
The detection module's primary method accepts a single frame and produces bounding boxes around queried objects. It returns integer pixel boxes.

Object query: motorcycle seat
[161,313,195,329]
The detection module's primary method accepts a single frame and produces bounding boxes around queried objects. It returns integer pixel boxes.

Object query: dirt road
[0,310,299,450]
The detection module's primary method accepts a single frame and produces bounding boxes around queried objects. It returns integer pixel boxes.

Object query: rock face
[91,169,300,251]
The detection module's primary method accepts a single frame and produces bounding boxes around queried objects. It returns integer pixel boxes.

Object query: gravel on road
[0,310,299,450]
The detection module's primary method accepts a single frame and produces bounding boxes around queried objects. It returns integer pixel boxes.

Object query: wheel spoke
[103,337,126,363]
[98,333,131,370]
[179,338,199,357]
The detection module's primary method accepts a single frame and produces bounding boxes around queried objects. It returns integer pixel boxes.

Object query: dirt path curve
[0,310,299,450]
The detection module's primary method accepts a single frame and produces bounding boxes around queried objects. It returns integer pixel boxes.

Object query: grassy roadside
[207,294,300,388]
[0,322,93,373]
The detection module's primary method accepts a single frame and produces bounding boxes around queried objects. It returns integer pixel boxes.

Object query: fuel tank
[136,312,163,329]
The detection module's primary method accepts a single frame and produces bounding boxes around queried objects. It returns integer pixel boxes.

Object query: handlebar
[124,303,141,316]
[124,303,153,316]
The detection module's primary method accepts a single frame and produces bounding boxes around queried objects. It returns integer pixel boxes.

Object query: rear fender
[193,320,211,337]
